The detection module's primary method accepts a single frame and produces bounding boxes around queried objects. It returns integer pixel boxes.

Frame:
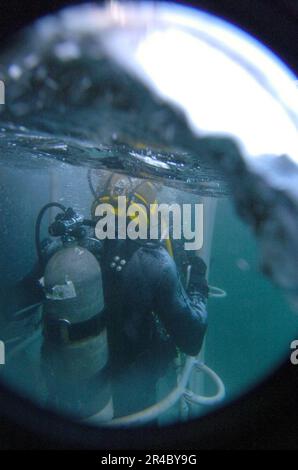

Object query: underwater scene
[1,160,297,426]
[0,2,297,428]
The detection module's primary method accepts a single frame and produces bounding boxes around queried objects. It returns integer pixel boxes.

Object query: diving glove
[187,256,209,304]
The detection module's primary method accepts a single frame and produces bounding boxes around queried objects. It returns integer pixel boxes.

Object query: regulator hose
[87,168,98,198]
[35,202,66,268]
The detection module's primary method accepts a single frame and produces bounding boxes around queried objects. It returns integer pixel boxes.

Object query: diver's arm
[154,254,208,356]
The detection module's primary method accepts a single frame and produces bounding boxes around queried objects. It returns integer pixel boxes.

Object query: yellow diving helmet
[91,174,173,257]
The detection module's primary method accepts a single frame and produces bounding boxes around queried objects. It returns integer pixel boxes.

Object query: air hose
[103,357,225,427]
[208,285,227,298]
[35,202,66,268]
[87,168,98,198]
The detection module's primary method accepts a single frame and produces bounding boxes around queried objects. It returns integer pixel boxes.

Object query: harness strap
[43,309,106,345]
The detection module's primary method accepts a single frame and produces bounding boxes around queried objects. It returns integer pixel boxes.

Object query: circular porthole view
[0,1,297,439]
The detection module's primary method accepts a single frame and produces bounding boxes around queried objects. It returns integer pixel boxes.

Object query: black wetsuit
[101,238,208,417]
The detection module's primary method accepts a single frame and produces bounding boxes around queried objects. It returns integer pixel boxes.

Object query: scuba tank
[37,204,110,419]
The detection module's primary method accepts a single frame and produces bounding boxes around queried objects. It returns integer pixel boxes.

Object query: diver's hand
[187,256,209,302]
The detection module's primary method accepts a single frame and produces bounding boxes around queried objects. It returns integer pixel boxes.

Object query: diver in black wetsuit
[101,236,208,417]
[16,174,208,420]
[94,176,208,417]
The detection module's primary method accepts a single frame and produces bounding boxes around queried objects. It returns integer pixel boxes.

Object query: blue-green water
[207,199,298,402]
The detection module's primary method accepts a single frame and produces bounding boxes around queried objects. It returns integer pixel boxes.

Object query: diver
[16,173,208,421]
[92,175,208,417]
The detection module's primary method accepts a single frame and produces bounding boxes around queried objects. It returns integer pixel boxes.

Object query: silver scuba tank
[41,239,110,418]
